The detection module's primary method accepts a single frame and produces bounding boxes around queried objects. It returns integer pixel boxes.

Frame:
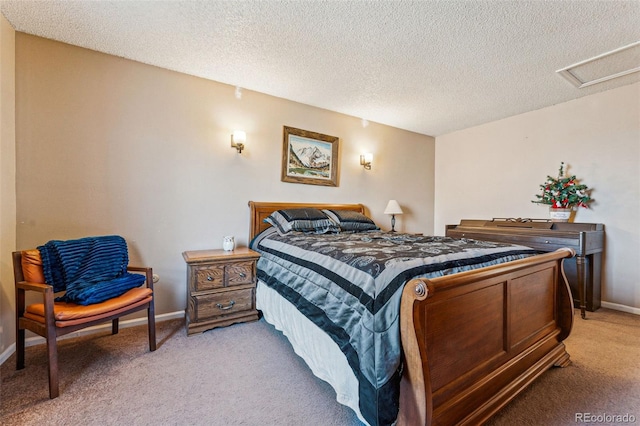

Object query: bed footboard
[398,248,574,426]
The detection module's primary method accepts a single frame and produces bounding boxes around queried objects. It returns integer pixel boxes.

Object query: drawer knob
[207,276,213,281]
[239,272,246,278]
[545,240,550,244]
[216,300,236,311]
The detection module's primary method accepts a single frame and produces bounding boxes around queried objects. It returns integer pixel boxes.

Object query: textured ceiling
[1,0,639,136]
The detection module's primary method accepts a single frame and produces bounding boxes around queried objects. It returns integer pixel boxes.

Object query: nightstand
[182,247,261,335]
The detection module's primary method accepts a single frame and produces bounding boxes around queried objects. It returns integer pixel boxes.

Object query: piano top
[453,218,603,231]
[446,218,604,255]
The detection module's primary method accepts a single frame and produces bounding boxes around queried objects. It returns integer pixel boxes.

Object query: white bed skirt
[256,280,368,425]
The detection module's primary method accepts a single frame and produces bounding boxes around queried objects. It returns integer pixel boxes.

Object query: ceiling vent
[557,41,640,88]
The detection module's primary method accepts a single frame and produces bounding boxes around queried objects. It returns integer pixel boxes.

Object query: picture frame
[281,126,340,187]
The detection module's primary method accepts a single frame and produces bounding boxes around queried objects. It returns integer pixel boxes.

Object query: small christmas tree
[532,162,593,209]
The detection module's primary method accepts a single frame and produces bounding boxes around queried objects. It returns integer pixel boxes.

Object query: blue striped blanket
[250,229,538,426]
[38,235,145,305]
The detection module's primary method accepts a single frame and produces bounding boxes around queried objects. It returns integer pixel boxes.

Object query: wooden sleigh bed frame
[249,201,575,426]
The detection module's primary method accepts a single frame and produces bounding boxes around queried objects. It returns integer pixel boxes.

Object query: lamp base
[390,214,396,232]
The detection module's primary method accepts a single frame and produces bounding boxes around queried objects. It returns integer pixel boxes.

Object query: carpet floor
[2,308,638,425]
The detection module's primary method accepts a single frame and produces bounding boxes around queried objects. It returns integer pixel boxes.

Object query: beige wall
[0,16,16,355]
[13,34,435,321]
[435,82,640,311]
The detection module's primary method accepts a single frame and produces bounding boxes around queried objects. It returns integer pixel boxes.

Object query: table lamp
[384,200,403,232]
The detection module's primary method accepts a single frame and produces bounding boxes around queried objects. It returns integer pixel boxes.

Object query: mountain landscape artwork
[281,126,339,187]
[287,137,332,179]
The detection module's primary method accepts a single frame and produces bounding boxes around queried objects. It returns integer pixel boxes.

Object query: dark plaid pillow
[264,208,339,235]
[323,209,379,232]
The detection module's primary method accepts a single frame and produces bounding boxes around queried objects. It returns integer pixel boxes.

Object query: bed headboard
[248,201,366,240]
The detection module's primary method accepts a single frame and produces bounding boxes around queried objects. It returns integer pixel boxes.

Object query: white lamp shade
[232,130,246,144]
[384,200,403,215]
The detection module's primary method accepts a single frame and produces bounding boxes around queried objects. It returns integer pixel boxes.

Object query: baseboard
[601,301,640,315]
[0,311,185,366]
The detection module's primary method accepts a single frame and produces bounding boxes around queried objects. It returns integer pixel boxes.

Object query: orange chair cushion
[25,287,152,322]
[23,296,153,328]
[21,249,46,284]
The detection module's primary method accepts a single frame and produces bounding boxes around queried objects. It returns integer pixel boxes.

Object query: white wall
[435,83,640,311]
[13,34,435,320]
[0,15,16,355]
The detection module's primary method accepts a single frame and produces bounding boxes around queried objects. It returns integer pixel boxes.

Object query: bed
[248,201,574,426]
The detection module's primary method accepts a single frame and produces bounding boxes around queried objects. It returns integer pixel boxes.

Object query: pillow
[264,208,339,235]
[322,209,379,232]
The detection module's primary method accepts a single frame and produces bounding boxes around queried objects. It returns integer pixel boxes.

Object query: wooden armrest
[127,266,151,273]
[16,280,55,321]
[127,266,154,290]
[17,281,53,293]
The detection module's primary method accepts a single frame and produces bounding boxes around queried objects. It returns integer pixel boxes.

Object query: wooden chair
[13,249,156,399]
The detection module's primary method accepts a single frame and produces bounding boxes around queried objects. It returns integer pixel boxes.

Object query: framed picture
[281,126,339,187]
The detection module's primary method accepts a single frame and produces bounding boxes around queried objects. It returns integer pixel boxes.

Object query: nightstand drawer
[194,265,224,291]
[226,261,254,286]
[194,288,254,320]
[192,261,254,291]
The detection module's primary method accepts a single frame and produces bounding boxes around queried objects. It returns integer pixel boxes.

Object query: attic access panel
[557,41,640,88]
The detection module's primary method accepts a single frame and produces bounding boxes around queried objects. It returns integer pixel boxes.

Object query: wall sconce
[360,153,373,170]
[231,130,246,154]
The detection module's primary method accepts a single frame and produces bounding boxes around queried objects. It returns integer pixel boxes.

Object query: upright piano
[446,218,604,319]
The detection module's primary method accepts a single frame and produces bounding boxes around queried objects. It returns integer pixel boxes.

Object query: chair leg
[148,302,156,352]
[112,318,119,334]
[46,336,59,399]
[16,328,25,370]
[15,275,26,371]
